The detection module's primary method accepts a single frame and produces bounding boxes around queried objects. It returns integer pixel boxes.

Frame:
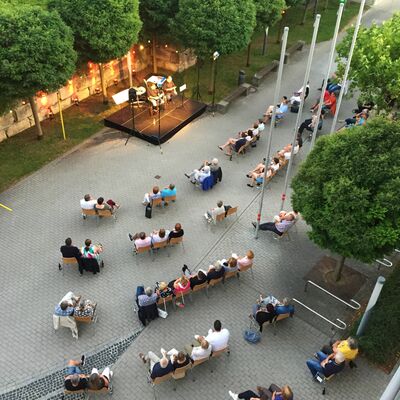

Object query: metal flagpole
[310,2,344,149]
[330,0,366,133]
[279,14,321,211]
[127,51,133,88]
[255,27,289,239]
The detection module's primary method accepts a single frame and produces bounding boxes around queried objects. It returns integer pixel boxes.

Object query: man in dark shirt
[60,238,82,260]
[306,351,345,378]
[206,263,225,283]
[64,358,87,391]
[139,349,174,380]
[189,270,207,290]
[168,223,184,241]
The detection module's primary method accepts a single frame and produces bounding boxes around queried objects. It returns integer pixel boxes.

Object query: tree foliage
[254,0,286,28]
[291,118,400,264]
[173,0,257,60]
[49,0,142,63]
[0,4,77,114]
[140,0,178,36]
[336,13,400,112]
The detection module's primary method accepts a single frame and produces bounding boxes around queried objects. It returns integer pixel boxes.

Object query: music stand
[179,84,187,108]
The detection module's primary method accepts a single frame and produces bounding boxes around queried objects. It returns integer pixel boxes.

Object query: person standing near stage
[163,76,177,102]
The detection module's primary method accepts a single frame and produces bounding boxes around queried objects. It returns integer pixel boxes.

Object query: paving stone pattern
[1,1,399,398]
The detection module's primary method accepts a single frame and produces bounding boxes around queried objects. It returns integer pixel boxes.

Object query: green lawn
[0,1,361,193]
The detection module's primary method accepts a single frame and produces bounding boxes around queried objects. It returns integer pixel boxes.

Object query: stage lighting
[213,51,220,60]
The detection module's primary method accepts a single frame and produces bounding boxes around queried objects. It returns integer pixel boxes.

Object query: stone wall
[0,44,196,142]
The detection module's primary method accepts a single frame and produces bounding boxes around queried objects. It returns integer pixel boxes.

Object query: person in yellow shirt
[322,337,359,368]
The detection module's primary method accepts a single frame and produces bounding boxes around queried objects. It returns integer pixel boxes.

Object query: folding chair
[58,257,79,275]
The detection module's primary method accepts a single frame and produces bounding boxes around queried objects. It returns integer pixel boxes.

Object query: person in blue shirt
[139,348,174,379]
[264,96,289,123]
[161,184,176,205]
[54,301,74,316]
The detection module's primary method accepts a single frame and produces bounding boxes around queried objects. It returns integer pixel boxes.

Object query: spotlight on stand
[211,51,220,116]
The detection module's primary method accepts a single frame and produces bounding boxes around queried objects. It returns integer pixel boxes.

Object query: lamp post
[57,91,67,141]
[211,51,220,116]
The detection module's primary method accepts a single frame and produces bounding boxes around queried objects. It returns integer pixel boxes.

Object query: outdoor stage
[104,96,207,145]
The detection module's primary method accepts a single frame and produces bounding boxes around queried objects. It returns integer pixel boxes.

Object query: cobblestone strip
[0,329,142,400]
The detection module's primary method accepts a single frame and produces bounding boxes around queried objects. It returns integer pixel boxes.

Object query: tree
[291,118,400,281]
[248,0,285,64]
[336,13,400,113]
[276,0,302,43]
[0,4,77,139]
[173,0,256,95]
[50,0,142,104]
[139,0,178,73]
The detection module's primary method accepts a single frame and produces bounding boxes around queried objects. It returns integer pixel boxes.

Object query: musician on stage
[162,76,177,102]
[147,83,165,114]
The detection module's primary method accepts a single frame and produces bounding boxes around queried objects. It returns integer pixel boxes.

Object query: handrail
[292,298,347,330]
[376,258,393,268]
[304,280,361,310]
[395,249,400,253]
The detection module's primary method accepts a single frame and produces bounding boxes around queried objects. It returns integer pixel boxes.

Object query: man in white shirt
[80,194,97,209]
[195,320,230,352]
[204,201,225,223]
[151,229,170,244]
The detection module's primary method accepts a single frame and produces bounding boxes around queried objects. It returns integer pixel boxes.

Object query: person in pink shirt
[128,232,151,249]
[235,250,254,270]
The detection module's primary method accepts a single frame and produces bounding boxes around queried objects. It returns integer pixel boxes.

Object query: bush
[357,265,400,366]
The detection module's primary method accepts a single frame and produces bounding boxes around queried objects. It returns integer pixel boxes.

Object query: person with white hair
[306,350,345,378]
[204,200,226,223]
[138,348,174,379]
[184,164,211,184]
[137,287,158,307]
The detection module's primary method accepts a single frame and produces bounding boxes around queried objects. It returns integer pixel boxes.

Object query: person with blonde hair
[236,250,254,270]
[185,337,212,361]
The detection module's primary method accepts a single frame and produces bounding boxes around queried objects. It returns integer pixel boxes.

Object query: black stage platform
[104,96,207,145]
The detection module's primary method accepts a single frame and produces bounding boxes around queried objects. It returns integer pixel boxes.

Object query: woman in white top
[151,228,170,244]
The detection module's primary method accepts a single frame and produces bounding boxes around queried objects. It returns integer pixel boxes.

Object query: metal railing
[292,298,347,330]
[304,280,361,310]
[376,258,393,269]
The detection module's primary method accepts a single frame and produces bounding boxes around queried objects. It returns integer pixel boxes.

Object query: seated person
[161,184,176,204]
[195,319,230,352]
[94,197,119,213]
[306,351,345,378]
[204,200,226,222]
[88,366,113,390]
[264,96,289,122]
[137,287,158,307]
[168,223,184,242]
[345,110,368,128]
[321,92,337,114]
[277,143,299,160]
[64,357,87,392]
[81,239,103,260]
[143,186,162,205]
[139,348,174,380]
[234,250,254,270]
[259,295,295,316]
[290,82,310,104]
[128,232,152,249]
[297,110,325,138]
[74,298,96,318]
[60,238,82,261]
[185,165,211,184]
[80,194,97,212]
[151,228,169,245]
[321,337,359,365]
[310,89,331,112]
[229,384,293,400]
[252,212,295,236]
[162,75,177,101]
[246,161,265,188]
[327,76,341,94]
[166,349,192,369]
[147,83,164,113]
[218,132,247,156]
[221,257,238,273]
[206,262,225,282]
[168,275,190,300]
[189,270,208,290]
[155,281,174,298]
[55,291,80,316]
[185,337,212,361]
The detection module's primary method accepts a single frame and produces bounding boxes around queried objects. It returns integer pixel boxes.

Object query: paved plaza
[1,1,399,398]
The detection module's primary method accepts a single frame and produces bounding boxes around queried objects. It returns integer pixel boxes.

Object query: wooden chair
[96,208,116,224]
[176,287,192,305]
[224,270,240,284]
[82,208,97,220]
[315,371,336,395]
[215,213,225,223]
[152,240,168,261]
[226,206,238,219]
[191,356,210,381]
[230,141,249,161]
[172,363,192,380]
[157,295,176,312]
[58,257,79,275]
[169,236,184,251]
[163,195,176,204]
[134,244,152,265]
[87,375,113,396]
[208,277,225,292]
[151,197,163,207]
[191,282,209,298]
[238,262,254,279]
[275,312,291,322]
[148,371,174,399]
